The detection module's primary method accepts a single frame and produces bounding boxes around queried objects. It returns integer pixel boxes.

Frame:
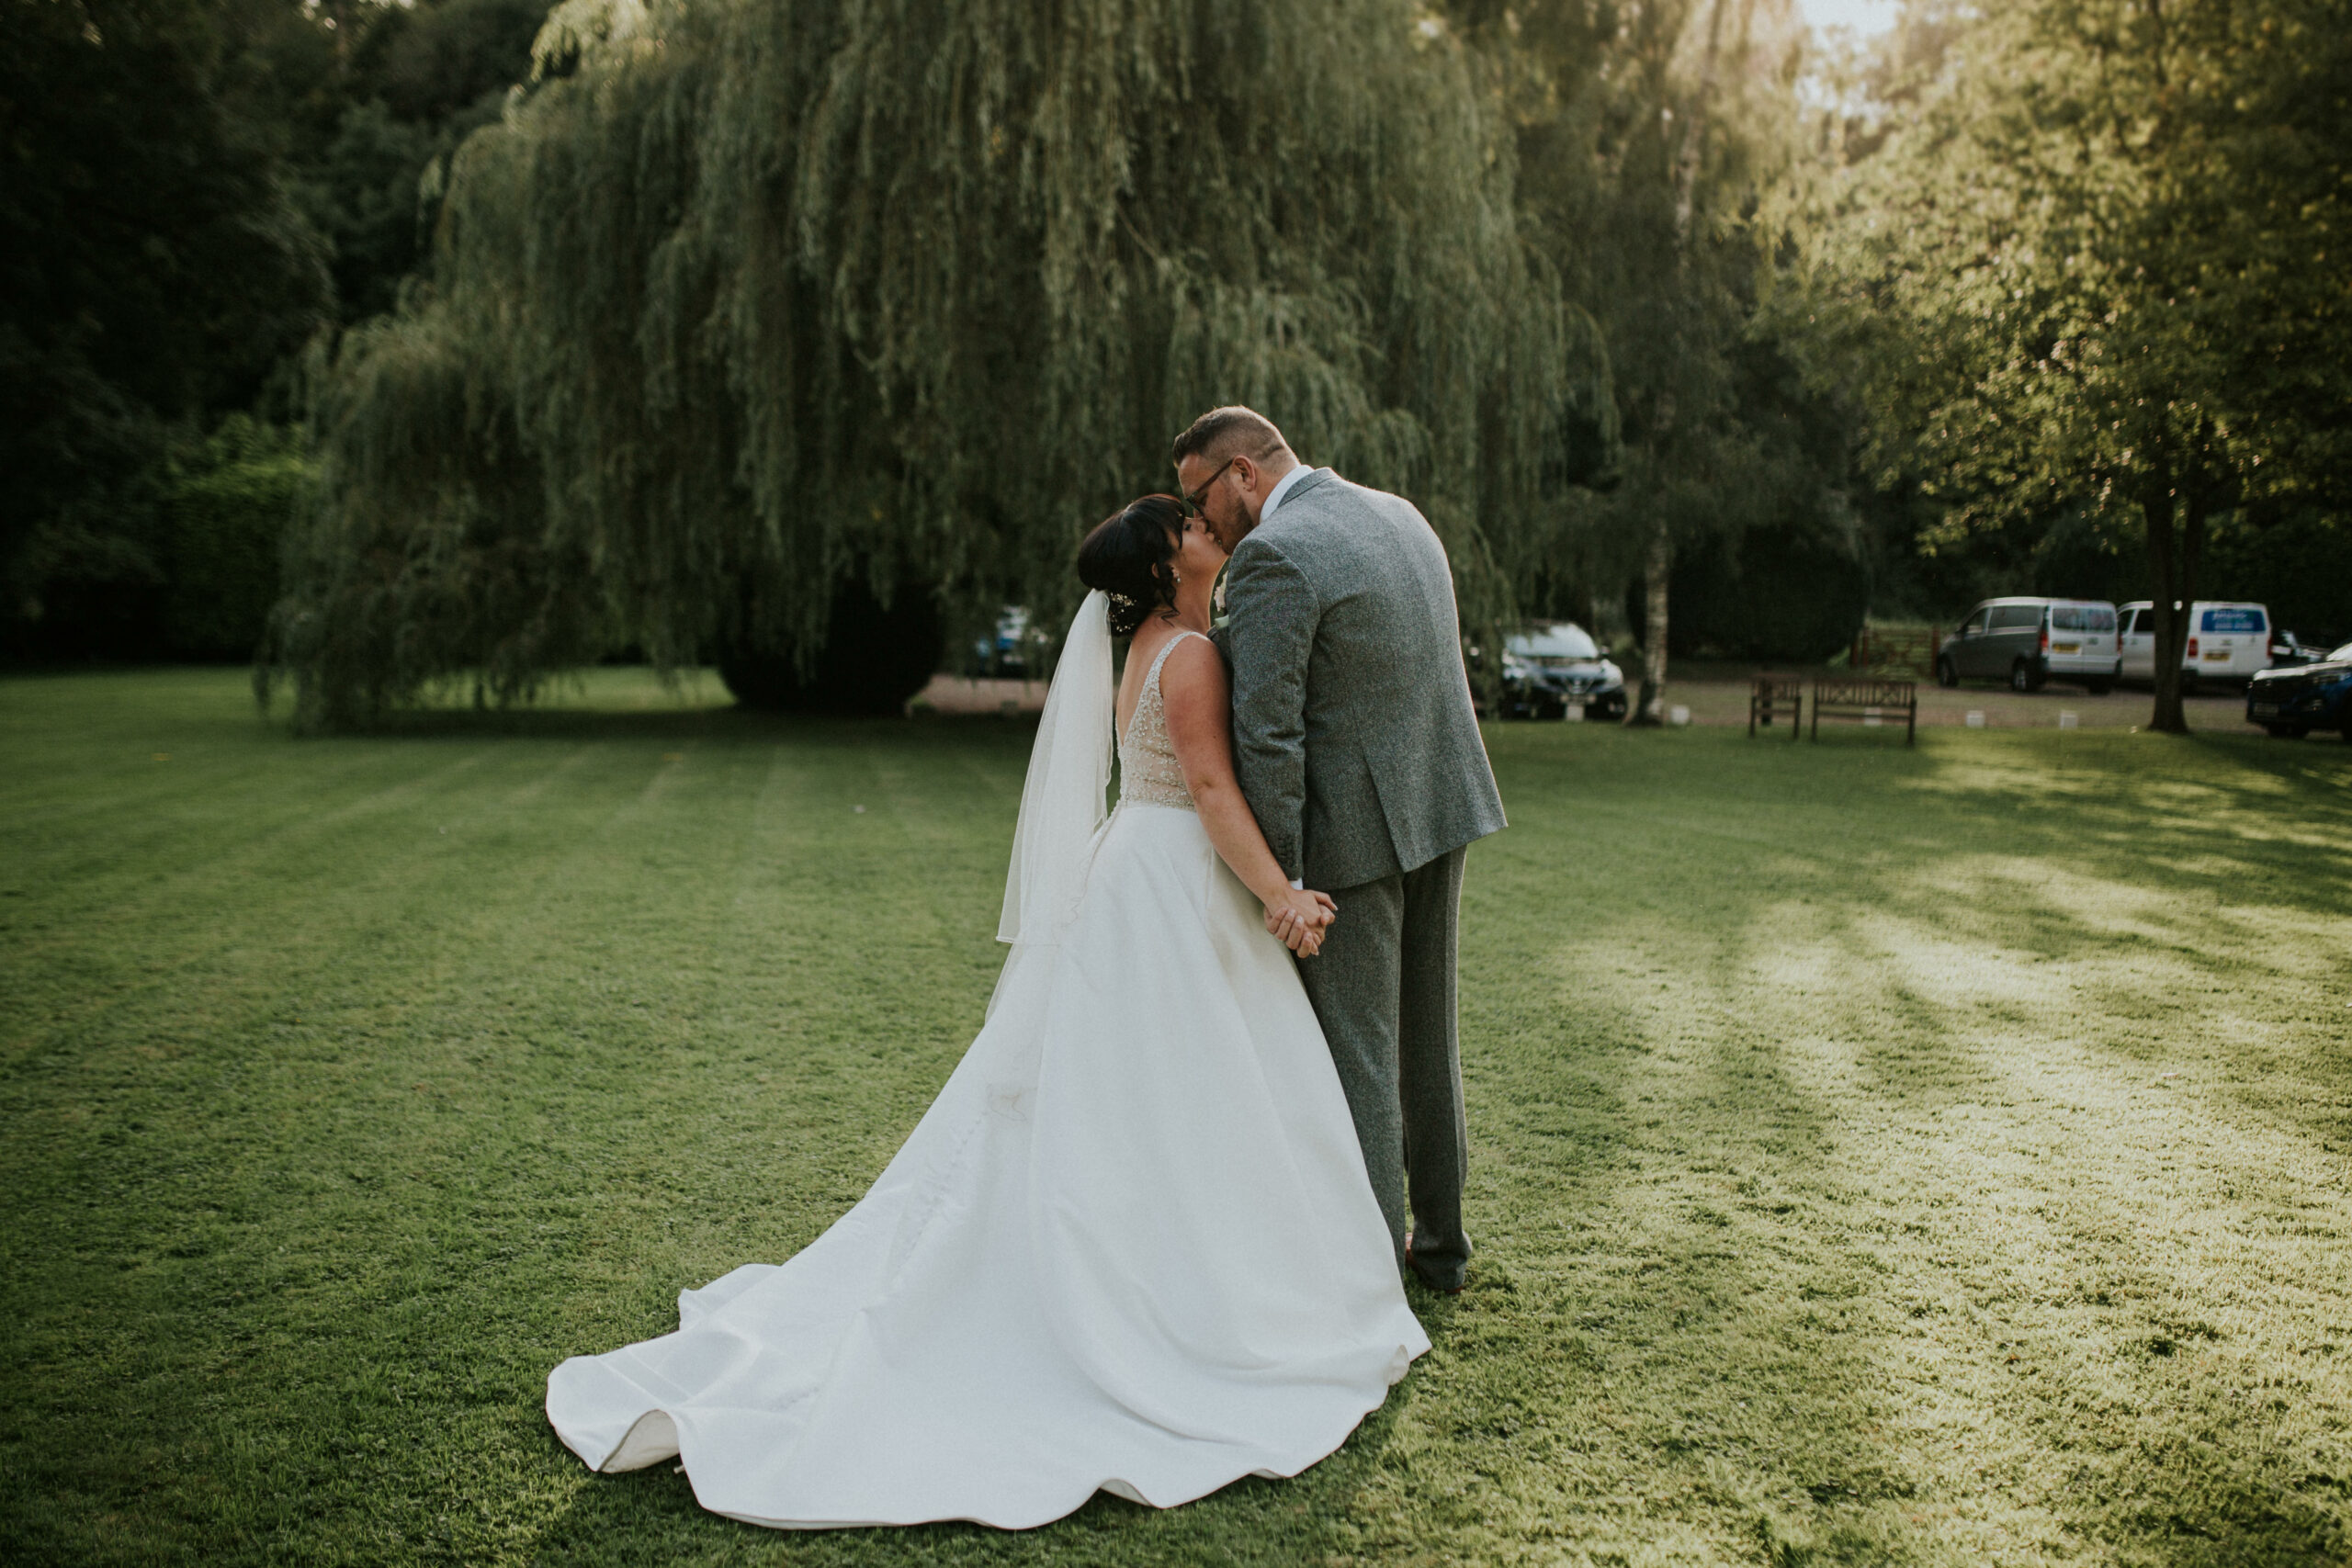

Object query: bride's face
[1173,515,1227,583]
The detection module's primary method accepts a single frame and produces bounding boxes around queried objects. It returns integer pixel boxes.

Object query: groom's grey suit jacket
[1221,468,1506,891]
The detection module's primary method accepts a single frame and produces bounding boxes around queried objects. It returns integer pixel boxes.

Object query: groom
[1175,407,1506,1293]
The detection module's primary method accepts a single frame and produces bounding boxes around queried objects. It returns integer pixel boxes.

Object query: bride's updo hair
[1077,495,1184,637]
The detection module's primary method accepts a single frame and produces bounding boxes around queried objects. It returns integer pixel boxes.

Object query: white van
[2119,601,2272,686]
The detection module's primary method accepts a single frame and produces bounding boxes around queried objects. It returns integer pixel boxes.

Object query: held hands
[1263,888,1339,957]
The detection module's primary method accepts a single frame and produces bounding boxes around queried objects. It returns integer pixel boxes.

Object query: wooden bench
[1747,675,1802,739]
[1810,678,1917,745]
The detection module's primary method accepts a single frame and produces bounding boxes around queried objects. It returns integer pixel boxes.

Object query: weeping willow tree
[264,0,1606,728]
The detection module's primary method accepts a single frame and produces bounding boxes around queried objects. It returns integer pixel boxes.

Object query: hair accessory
[1109,592,1136,610]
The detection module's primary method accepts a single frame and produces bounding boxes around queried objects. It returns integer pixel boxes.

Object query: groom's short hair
[1171,407,1292,468]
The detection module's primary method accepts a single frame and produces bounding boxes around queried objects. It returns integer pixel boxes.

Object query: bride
[546,495,1429,1529]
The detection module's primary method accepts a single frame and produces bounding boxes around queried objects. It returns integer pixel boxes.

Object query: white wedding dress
[545,594,1428,1529]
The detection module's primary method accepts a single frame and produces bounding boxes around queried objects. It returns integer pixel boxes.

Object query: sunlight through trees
[1778,0,2352,730]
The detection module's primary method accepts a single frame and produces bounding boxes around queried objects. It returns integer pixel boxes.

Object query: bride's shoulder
[1157,630,1226,692]
[1155,636,1227,734]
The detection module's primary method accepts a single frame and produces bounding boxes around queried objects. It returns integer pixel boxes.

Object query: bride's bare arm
[1159,637,1336,954]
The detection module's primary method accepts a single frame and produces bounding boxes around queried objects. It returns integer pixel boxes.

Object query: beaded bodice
[1117,630,1208,811]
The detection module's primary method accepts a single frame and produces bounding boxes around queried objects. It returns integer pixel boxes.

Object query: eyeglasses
[1179,457,1238,518]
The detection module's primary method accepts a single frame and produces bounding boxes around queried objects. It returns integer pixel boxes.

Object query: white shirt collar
[1258,463,1313,526]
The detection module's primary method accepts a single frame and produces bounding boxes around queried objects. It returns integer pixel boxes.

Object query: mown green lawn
[5,668,2351,1567]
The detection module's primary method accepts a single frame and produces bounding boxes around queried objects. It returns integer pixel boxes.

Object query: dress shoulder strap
[1152,625,1213,682]
[1143,628,1210,689]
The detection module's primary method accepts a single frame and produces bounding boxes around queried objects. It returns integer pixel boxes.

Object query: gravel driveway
[1562,678,2268,732]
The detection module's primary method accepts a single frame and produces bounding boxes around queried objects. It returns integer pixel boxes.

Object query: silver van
[1936,597,2120,694]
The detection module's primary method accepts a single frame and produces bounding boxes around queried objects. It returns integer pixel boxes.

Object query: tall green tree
[1,0,329,657]
[282,0,548,322]
[1457,0,1850,718]
[273,0,1600,728]
[1781,0,2352,731]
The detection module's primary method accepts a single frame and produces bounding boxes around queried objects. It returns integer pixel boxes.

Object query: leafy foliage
[1644,521,1870,661]
[2,0,548,663]
[1454,0,1860,694]
[270,0,1601,728]
[281,0,548,322]
[0,0,330,656]
[163,414,314,660]
[1779,0,2352,728]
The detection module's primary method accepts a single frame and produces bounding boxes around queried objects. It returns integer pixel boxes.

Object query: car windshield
[2332,643,2352,663]
[1508,624,1600,660]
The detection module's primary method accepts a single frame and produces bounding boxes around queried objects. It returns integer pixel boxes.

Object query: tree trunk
[2143,476,2210,735]
[1671,0,1729,242]
[1629,524,1671,726]
[1630,0,1729,732]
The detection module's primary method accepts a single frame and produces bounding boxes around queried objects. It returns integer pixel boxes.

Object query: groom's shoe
[1404,1234,1464,1295]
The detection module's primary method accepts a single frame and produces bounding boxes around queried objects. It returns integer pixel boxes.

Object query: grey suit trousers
[1295,844,1471,1289]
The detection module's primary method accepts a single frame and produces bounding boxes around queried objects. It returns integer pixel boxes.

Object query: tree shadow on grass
[1728,734,2350,1562]
[1839,733,2352,1106]
[1470,723,2352,1562]
[1459,836,1933,1556]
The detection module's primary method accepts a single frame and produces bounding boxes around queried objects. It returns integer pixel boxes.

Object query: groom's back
[1227,469,1505,890]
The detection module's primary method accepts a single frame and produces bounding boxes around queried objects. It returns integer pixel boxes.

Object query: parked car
[1936,597,2120,693]
[2118,601,2273,688]
[2267,629,2330,668]
[1498,621,1627,720]
[2245,640,2352,739]
[964,606,1049,679]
